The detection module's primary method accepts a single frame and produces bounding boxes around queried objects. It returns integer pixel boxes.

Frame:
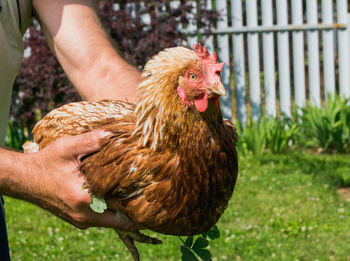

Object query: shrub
[294,95,350,153]
[5,121,29,150]
[265,117,298,154]
[11,23,79,130]
[236,95,350,155]
[237,120,266,156]
[236,116,298,156]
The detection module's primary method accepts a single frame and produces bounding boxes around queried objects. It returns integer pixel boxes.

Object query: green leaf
[81,183,88,190]
[89,195,107,213]
[202,226,220,240]
[193,248,212,261]
[181,246,198,261]
[193,237,209,250]
[206,227,220,240]
[185,236,194,248]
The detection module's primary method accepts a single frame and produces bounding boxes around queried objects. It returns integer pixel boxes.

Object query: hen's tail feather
[22,141,39,153]
[115,229,162,261]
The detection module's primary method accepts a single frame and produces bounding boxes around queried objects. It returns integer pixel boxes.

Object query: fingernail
[98,130,113,138]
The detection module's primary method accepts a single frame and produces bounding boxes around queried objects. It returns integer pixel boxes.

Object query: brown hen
[26,44,238,260]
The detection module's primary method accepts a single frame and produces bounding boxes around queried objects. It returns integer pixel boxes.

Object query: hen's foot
[115,229,162,261]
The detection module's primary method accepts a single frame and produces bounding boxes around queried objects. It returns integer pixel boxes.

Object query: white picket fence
[120,1,350,123]
[183,0,350,124]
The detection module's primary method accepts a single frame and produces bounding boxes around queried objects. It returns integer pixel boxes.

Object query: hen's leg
[115,229,162,261]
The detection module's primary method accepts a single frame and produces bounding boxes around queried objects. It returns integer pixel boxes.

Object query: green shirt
[0,0,32,145]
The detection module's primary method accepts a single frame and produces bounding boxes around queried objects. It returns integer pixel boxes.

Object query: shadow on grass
[258,151,350,188]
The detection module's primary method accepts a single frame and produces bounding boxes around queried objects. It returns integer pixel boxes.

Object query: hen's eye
[189,74,197,82]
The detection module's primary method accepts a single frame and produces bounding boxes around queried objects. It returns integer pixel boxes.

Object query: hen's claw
[115,229,162,261]
[127,230,162,244]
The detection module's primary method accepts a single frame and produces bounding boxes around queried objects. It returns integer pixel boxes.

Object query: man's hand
[0,131,139,231]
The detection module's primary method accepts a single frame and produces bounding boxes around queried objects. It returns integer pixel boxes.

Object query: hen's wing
[32,100,135,148]
[80,117,178,229]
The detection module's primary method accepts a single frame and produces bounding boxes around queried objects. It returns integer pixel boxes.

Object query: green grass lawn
[4,151,350,261]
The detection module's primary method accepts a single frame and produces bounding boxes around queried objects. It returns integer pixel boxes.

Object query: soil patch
[337,187,350,201]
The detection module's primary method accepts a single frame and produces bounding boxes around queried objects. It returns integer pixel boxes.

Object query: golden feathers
[30,46,238,236]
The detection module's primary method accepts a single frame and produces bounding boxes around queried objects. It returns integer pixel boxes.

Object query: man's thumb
[60,130,111,158]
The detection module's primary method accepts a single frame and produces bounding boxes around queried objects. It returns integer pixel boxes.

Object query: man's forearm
[33,0,142,103]
[0,148,35,201]
[77,53,142,103]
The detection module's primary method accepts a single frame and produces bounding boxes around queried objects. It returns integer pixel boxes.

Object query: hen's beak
[208,81,226,97]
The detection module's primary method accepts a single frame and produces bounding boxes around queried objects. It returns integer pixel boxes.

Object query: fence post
[307,0,321,107]
[261,0,276,118]
[202,0,215,53]
[291,0,306,109]
[322,0,336,101]
[187,1,198,48]
[246,0,261,120]
[276,0,291,117]
[337,0,349,98]
[231,0,247,125]
[216,0,232,120]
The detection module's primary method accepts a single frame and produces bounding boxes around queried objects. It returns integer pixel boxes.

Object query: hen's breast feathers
[81,110,237,235]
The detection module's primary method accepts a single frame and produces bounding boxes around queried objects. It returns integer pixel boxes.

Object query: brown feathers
[32,46,238,236]
[33,100,135,148]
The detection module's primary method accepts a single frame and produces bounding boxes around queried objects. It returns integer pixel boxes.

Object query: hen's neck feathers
[133,47,222,151]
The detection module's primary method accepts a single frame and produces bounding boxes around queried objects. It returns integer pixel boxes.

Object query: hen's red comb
[193,43,217,63]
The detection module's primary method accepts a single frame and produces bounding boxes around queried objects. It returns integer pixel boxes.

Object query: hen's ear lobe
[178,76,184,85]
[177,86,191,107]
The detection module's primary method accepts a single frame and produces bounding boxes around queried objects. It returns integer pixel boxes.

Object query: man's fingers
[57,130,111,158]
[105,197,124,211]
[90,210,142,231]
